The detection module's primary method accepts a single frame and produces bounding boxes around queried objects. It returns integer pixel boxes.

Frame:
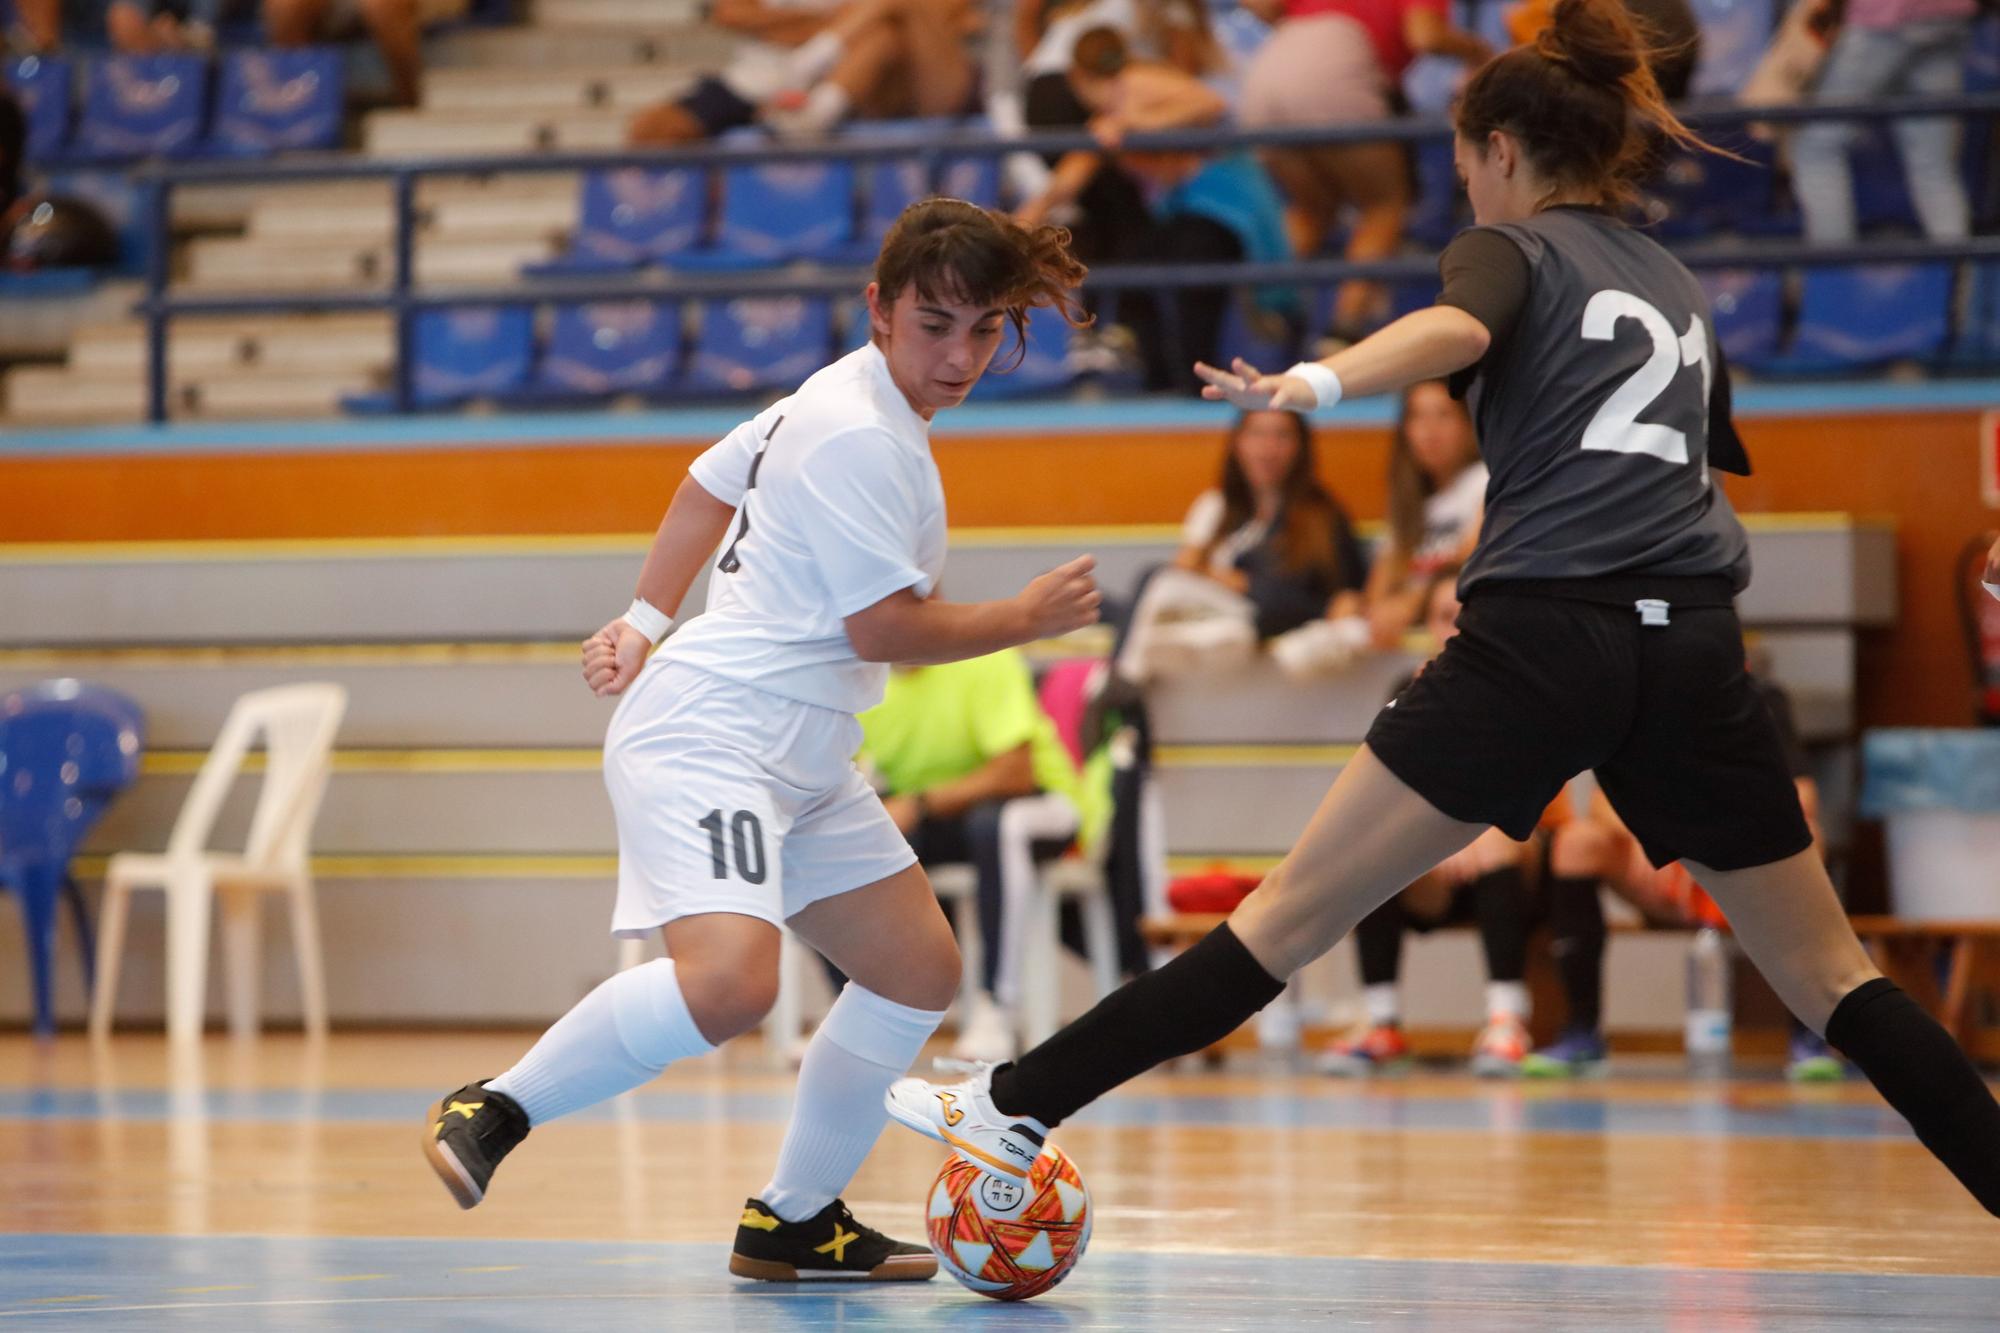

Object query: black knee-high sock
[1355,898,1405,989]
[1471,867,1529,984]
[989,922,1285,1128]
[1825,977,2000,1217]
[1547,875,1607,1033]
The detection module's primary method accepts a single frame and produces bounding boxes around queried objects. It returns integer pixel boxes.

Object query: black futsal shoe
[422,1079,530,1210]
[728,1197,938,1282]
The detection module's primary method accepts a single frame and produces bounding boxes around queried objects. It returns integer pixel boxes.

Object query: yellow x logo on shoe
[445,1100,483,1120]
[814,1225,859,1263]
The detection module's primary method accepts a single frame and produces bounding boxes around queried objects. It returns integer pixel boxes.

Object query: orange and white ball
[926,1143,1092,1301]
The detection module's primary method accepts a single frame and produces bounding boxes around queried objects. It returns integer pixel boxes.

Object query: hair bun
[1535,0,1643,87]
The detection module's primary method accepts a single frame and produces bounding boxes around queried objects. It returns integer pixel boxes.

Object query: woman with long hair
[1362,378,1486,647]
[891,0,2000,1224]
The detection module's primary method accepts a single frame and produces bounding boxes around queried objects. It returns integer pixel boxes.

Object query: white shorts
[603,659,916,937]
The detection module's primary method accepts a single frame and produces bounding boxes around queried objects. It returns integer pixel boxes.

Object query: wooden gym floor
[2,1031,1996,1329]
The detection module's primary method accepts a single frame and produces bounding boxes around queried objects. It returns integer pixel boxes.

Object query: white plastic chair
[89,683,347,1046]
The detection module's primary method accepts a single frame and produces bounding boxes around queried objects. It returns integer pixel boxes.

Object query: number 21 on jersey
[1578,290,1712,470]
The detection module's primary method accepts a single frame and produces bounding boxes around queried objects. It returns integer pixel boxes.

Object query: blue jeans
[1791,19,1973,243]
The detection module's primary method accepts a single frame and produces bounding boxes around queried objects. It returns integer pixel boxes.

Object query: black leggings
[1115,214,1243,393]
[1354,867,1533,992]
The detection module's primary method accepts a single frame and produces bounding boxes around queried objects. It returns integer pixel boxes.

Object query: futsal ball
[926,1143,1091,1301]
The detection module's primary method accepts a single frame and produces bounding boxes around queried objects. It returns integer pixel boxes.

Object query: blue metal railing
[134,91,2000,422]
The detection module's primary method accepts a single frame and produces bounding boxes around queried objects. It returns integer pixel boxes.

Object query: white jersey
[659,342,947,715]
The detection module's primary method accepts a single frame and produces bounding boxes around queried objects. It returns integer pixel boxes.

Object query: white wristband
[1985,579,2000,602]
[1283,361,1343,411]
[622,597,673,645]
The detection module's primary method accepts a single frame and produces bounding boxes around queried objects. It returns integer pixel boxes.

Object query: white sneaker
[883,1063,1048,1182]
[1469,1013,1531,1078]
[950,994,1018,1065]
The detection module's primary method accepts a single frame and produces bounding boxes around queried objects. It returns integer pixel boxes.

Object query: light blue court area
[0,1084,1918,1142]
[0,1236,1994,1332]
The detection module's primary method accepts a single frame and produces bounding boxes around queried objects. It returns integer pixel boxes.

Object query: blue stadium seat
[6,54,73,162]
[535,300,682,394]
[1848,132,1921,233]
[1407,137,1460,248]
[1779,264,1954,370]
[40,169,149,274]
[531,167,706,275]
[677,131,857,269]
[75,53,208,160]
[967,303,1076,400]
[208,48,344,156]
[411,305,535,404]
[686,297,833,393]
[1697,268,1782,369]
[1948,261,2000,365]
[1689,0,1776,99]
[859,122,1003,247]
[1649,137,1781,239]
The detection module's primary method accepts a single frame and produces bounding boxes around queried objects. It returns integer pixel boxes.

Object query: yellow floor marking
[24,1295,106,1304]
[317,1274,389,1284]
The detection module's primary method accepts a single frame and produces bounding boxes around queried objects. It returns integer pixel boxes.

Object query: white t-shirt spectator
[1405,461,1488,580]
[664,342,948,714]
[1180,487,1272,578]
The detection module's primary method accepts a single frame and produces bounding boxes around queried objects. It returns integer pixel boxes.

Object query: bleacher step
[363,107,633,157]
[423,64,696,112]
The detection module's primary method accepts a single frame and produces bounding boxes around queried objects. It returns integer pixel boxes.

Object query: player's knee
[905,934,963,1012]
[676,955,780,1043]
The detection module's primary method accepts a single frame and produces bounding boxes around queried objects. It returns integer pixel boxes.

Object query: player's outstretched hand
[1019,554,1102,639]
[582,618,649,698]
[1193,357,1317,413]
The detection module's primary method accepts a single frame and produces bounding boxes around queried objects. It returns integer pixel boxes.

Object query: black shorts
[677,75,758,138]
[1366,575,1813,873]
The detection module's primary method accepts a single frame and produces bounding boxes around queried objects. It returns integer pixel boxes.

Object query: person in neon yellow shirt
[858,648,1110,1062]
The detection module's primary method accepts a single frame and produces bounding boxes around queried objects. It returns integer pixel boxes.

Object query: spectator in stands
[1358,378,1484,649]
[1029,25,1293,390]
[629,0,980,145]
[1110,409,1366,688]
[1324,565,1542,1077]
[1788,0,1974,244]
[6,0,59,51]
[1527,666,1844,1081]
[1237,0,1490,345]
[1506,0,1699,100]
[0,86,21,218]
[853,649,1107,1065]
[107,0,240,53]
[263,0,463,107]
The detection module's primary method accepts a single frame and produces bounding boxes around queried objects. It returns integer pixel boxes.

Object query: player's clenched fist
[582,618,649,697]
[1018,554,1101,638]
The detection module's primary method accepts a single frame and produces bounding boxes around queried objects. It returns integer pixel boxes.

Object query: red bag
[1166,870,1264,914]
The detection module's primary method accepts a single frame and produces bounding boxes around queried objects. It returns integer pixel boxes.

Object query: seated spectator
[1322,566,1543,1077]
[628,0,980,145]
[264,0,465,107]
[1358,378,1484,649]
[107,0,240,53]
[1237,0,1489,344]
[7,0,60,51]
[853,648,1108,1064]
[1527,666,1843,1081]
[1110,408,1367,689]
[1788,0,1973,244]
[1027,25,1293,390]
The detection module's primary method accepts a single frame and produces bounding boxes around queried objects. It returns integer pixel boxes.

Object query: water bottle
[1684,926,1732,1075]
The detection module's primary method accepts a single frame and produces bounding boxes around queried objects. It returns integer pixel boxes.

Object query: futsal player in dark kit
[889,0,2000,1218]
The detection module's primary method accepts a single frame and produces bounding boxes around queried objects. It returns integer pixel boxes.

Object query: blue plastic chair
[75,53,209,160]
[6,54,73,162]
[677,132,857,269]
[530,166,707,275]
[1688,0,1776,99]
[967,303,1078,400]
[1698,268,1783,370]
[412,305,536,404]
[535,300,682,394]
[857,120,1002,248]
[686,296,834,393]
[208,48,344,156]
[0,681,145,1038]
[1779,263,1955,371]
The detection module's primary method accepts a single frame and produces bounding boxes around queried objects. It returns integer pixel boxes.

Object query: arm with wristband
[581,474,738,698]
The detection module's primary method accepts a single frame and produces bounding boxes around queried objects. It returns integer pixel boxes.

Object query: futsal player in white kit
[421,198,1096,1281]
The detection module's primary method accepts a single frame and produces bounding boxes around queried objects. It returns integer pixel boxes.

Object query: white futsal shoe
[884,1061,1049,1182]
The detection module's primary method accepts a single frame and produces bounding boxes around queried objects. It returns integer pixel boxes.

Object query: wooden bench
[1849,916,2000,1062]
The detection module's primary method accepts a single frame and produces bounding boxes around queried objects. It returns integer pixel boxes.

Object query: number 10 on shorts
[699,809,768,883]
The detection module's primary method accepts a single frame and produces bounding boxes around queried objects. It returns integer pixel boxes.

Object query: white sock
[760,983,945,1223]
[1364,983,1401,1028]
[486,958,713,1127]
[1486,980,1530,1021]
[786,30,844,85]
[793,81,851,133]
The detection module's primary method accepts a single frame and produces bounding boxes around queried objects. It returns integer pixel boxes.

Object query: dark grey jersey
[1453,208,1751,596]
